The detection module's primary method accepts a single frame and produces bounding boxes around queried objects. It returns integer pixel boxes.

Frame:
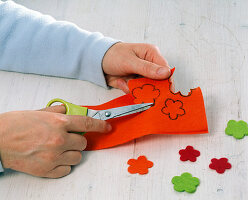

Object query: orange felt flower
[132,84,160,104]
[127,156,154,175]
[161,98,185,120]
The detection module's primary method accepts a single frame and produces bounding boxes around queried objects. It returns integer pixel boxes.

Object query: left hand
[102,42,171,93]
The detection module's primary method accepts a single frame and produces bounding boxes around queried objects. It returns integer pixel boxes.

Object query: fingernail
[122,83,130,94]
[107,124,112,132]
[157,67,169,75]
[119,80,130,94]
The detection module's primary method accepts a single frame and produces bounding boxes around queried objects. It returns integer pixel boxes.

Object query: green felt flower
[225,120,248,139]
[171,172,200,193]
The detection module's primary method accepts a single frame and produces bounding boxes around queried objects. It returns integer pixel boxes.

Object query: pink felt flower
[161,98,185,120]
[127,156,153,175]
[179,146,200,162]
[209,158,232,174]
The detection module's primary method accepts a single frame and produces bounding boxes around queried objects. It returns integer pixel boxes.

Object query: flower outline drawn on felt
[127,155,153,175]
[171,172,200,193]
[225,120,248,139]
[209,158,232,174]
[179,146,200,162]
[131,84,160,104]
[161,98,185,120]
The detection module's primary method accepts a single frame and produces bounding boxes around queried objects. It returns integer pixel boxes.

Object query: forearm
[0,1,119,87]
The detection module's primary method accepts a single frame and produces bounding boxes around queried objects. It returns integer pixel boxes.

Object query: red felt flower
[179,146,200,162]
[127,156,153,175]
[161,98,185,120]
[132,84,160,104]
[209,158,232,174]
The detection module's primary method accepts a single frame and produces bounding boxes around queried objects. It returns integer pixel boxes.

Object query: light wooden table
[1,0,248,199]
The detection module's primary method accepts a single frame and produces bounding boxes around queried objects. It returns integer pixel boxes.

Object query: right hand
[0,106,111,178]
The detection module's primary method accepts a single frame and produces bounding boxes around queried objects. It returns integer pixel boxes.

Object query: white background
[0,0,248,199]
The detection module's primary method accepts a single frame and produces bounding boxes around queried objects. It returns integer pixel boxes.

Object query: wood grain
[0,0,248,199]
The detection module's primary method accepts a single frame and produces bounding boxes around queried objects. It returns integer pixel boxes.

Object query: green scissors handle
[46,98,88,116]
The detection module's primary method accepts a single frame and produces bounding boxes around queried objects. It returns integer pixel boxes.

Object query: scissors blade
[89,103,153,120]
[87,109,99,118]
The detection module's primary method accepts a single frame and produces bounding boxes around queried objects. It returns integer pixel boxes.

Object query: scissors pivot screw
[105,111,111,117]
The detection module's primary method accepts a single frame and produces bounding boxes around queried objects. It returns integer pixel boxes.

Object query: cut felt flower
[209,158,232,174]
[127,156,153,175]
[225,120,248,139]
[179,146,200,162]
[132,84,160,104]
[171,172,200,193]
[161,98,185,120]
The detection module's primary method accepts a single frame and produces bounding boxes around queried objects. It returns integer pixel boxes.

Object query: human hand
[0,106,111,178]
[102,43,171,93]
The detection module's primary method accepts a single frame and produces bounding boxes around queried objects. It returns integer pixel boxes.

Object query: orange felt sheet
[84,69,208,150]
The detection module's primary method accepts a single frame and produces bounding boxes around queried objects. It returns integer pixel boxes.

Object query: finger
[44,165,71,178]
[132,43,169,67]
[65,134,87,151]
[151,46,169,67]
[57,151,83,166]
[129,57,171,79]
[65,115,112,133]
[108,78,130,94]
[39,105,66,114]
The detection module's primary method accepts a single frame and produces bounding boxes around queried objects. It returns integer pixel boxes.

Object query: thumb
[130,58,171,79]
[39,105,66,114]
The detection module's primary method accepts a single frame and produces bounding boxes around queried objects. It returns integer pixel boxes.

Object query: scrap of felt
[171,172,200,193]
[225,120,248,139]
[209,158,232,174]
[127,156,153,175]
[179,146,200,162]
[84,69,208,150]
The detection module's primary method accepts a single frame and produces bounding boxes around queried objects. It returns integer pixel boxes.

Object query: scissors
[46,98,153,120]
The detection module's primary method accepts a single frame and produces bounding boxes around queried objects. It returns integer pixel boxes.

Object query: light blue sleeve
[0,0,119,87]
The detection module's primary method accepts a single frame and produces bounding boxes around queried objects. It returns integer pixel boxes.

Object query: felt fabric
[225,120,248,139]
[179,146,200,162]
[127,156,153,175]
[209,158,232,174]
[84,69,208,150]
[171,172,200,193]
